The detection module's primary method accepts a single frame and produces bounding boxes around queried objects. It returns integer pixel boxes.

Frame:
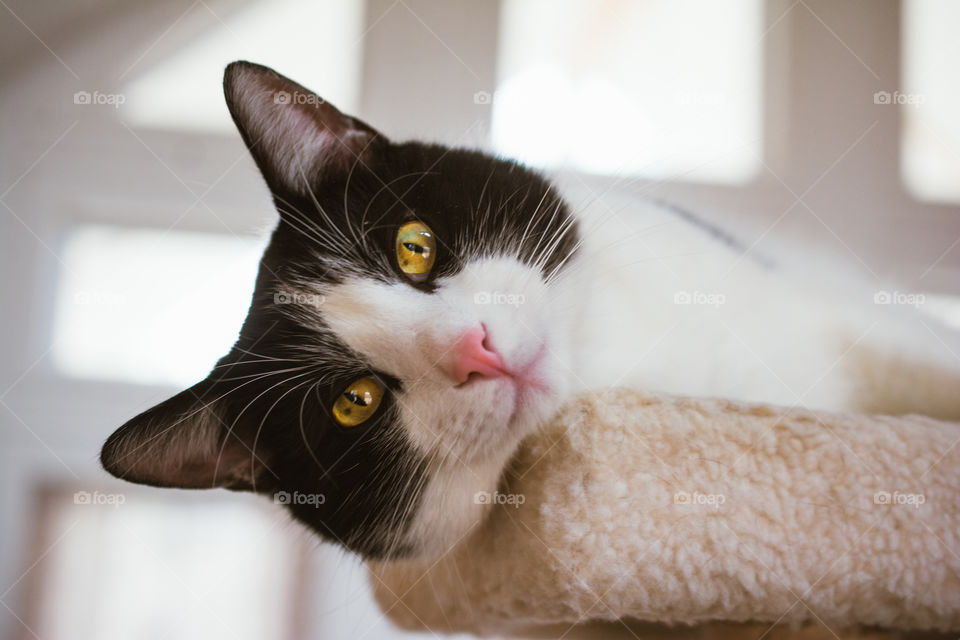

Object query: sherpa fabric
[369,390,960,635]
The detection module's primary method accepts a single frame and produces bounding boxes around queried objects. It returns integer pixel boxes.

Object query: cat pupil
[345,391,368,407]
[403,242,425,254]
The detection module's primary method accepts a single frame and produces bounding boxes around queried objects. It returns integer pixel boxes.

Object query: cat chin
[397,381,570,560]
[392,347,572,559]
[397,451,505,559]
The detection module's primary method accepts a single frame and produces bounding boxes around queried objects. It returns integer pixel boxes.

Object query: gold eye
[396,221,436,282]
[332,376,384,428]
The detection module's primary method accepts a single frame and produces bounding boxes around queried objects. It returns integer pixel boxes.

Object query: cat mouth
[512,343,548,391]
[454,343,548,393]
[483,343,551,427]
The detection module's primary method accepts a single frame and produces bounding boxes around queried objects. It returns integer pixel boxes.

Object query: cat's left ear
[223,60,386,199]
[100,379,274,492]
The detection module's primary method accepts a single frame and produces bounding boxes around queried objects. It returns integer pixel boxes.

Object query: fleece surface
[369,390,960,635]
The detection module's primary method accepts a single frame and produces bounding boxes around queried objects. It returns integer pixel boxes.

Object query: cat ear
[100,381,272,491]
[223,60,384,198]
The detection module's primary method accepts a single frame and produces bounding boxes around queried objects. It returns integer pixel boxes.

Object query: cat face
[101,61,581,559]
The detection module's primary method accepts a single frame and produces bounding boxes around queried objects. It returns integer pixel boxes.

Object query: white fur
[317,199,960,557]
[569,197,960,417]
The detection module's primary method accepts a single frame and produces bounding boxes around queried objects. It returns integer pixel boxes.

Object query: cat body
[571,194,960,417]
[101,61,960,561]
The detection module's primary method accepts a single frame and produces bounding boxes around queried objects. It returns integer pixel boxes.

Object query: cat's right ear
[223,60,385,199]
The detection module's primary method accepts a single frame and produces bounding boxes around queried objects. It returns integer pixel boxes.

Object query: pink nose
[442,326,508,385]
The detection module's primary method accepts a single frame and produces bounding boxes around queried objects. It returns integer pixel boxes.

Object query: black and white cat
[101,61,960,560]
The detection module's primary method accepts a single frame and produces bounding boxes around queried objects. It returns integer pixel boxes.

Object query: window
[493,0,764,183]
[52,225,265,387]
[121,0,365,133]
[26,486,301,640]
[901,0,960,204]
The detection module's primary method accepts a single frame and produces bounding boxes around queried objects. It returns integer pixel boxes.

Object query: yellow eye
[332,376,384,428]
[396,221,436,282]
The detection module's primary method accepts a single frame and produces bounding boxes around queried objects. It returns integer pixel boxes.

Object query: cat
[101,61,960,561]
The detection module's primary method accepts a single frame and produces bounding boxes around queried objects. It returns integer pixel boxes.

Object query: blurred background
[1,0,958,638]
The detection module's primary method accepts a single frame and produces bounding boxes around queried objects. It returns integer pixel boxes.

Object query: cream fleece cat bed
[369,390,960,635]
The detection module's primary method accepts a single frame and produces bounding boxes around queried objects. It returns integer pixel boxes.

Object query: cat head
[101,61,582,559]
